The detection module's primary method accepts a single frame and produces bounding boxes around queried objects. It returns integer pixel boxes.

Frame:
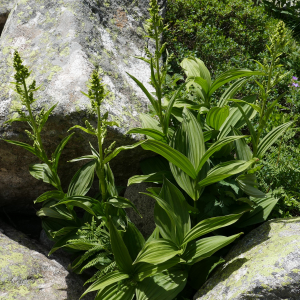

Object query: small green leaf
[104,141,145,164]
[108,196,142,218]
[34,190,65,204]
[127,171,172,186]
[127,128,167,142]
[68,125,96,135]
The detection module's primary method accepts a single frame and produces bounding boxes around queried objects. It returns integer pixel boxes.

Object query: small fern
[84,261,117,285]
[67,218,113,274]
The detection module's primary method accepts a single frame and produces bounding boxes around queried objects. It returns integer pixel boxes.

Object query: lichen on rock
[194,218,300,300]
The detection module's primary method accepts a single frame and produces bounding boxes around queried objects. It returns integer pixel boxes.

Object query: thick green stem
[97,105,107,202]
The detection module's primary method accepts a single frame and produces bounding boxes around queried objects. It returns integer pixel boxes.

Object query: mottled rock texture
[124,182,156,237]
[194,218,300,300]
[0,220,95,300]
[0,0,14,35]
[0,0,166,207]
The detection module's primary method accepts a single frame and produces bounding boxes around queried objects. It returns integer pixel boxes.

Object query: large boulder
[194,218,300,300]
[0,220,95,299]
[124,182,156,238]
[0,0,14,35]
[0,0,166,207]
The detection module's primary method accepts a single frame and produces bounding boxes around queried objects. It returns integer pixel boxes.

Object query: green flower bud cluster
[270,21,287,51]
[144,0,164,39]
[13,51,37,106]
[88,70,109,111]
[104,141,116,156]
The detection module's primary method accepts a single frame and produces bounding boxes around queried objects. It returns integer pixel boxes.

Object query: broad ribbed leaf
[36,207,73,220]
[182,233,243,265]
[170,107,205,200]
[236,195,279,228]
[133,257,181,281]
[127,128,167,142]
[218,95,257,139]
[218,78,248,107]
[52,133,74,171]
[158,178,191,245]
[127,171,172,186]
[136,268,188,300]
[34,190,65,204]
[236,174,266,198]
[141,140,197,179]
[133,239,181,265]
[51,198,96,216]
[104,141,145,163]
[182,213,242,245]
[196,136,246,174]
[94,283,135,300]
[203,130,219,142]
[123,222,145,261]
[198,159,257,188]
[164,83,187,134]
[209,69,264,97]
[257,121,294,158]
[109,221,134,273]
[52,226,78,238]
[206,106,229,130]
[69,155,97,162]
[233,128,253,161]
[81,271,130,297]
[235,102,257,154]
[67,160,96,197]
[140,114,162,132]
[181,57,211,86]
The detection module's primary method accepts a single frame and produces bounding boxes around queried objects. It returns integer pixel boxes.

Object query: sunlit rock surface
[194,218,300,300]
[0,0,166,207]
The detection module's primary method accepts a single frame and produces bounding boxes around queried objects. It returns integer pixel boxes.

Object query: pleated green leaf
[209,69,264,97]
[218,78,248,107]
[182,233,243,265]
[81,271,130,298]
[142,140,197,179]
[198,159,258,188]
[206,106,230,130]
[196,136,247,174]
[257,121,294,158]
[235,195,279,228]
[36,207,73,220]
[233,128,253,161]
[136,268,188,300]
[133,239,181,265]
[127,171,172,186]
[34,190,65,204]
[67,160,96,197]
[170,107,205,200]
[236,174,266,198]
[109,221,134,274]
[182,213,243,245]
[133,257,182,281]
[127,128,167,142]
[94,283,135,300]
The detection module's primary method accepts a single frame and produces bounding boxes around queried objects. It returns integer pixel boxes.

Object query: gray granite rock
[194,218,300,300]
[125,182,156,238]
[0,220,95,300]
[0,0,166,207]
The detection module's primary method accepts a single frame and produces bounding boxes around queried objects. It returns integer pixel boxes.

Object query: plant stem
[22,77,63,191]
[97,106,107,202]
